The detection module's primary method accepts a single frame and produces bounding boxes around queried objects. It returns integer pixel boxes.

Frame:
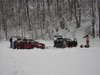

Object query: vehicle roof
[63,38,72,41]
[12,36,21,38]
[54,35,63,38]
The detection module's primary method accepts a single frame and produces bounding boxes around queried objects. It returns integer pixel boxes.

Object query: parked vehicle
[54,36,66,48]
[16,39,34,49]
[63,38,73,47]
[54,35,78,48]
[16,39,45,49]
[30,39,45,49]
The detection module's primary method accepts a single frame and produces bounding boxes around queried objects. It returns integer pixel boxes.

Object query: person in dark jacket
[83,35,90,48]
[9,37,13,48]
[72,38,78,47]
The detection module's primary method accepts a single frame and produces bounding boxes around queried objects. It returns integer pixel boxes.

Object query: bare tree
[25,0,31,30]
[68,0,81,28]
[89,0,96,38]
[97,0,100,38]
[36,0,40,19]
[0,0,8,40]
[46,0,53,20]
[0,0,99,40]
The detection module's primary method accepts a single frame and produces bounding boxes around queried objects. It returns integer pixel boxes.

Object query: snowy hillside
[0,40,100,75]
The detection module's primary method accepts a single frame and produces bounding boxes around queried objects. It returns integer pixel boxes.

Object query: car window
[64,38,72,41]
[32,40,38,43]
[56,38,63,41]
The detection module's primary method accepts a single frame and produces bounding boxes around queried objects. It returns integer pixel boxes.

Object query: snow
[0,40,100,75]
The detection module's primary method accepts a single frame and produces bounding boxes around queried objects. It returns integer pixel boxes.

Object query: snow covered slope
[0,41,100,75]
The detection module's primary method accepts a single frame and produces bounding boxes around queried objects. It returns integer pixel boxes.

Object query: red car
[16,39,45,49]
[32,41,45,49]
[17,40,34,49]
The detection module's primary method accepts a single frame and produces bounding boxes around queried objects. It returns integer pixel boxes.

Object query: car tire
[41,47,45,49]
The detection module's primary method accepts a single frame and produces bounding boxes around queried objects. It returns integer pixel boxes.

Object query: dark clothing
[9,37,13,48]
[9,37,12,42]
[72,41,78,47]
[72,38,78,47]
[83,35,90,48]
[13,40,18,49]
[83,35,88,38]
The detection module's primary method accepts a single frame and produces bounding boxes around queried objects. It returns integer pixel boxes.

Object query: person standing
[83,35,90,48]
[9,37,13,48]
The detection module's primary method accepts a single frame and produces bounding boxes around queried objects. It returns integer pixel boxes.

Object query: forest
[0,0,100,40]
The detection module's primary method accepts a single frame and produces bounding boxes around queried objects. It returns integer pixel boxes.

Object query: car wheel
[17,46,20,49]
[41,47,45,49]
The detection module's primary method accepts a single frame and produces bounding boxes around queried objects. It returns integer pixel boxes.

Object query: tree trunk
[99,6,100,38]
[36,0,40,18]
[0,0,8,40]
[97,0,100,38]
[68,0,81,28]
[91,0,95,38]
[25,0,31,30]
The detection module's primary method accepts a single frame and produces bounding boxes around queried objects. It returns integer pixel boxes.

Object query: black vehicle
[63,38,73,47]
[54,36,78,48]
[63,38,78,47]
[54,37,66,48]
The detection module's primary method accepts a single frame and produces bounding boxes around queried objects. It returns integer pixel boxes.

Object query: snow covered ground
[0,40,100,75]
